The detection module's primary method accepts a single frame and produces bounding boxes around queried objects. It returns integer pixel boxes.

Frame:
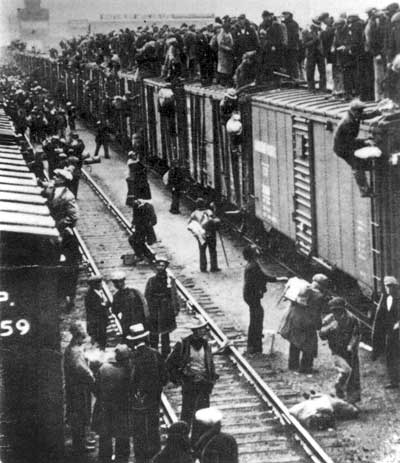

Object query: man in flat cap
[372,276,400,388]
[111,271,149,336]
[167,318,219,444]
[193,408,238,463]
[85,275,110,349]
[282,11,300,79]
[333,99,381,197]
[280,274,329,374]
[127,324,168,463]
[144,259,180,358]
[320,297,361,403]
[302,18,326,91]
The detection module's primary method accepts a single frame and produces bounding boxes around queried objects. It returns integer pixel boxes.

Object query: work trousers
[170,188,180,213]
[373,56,386,102]
[288,343,314,373]
[99,436,130,462]
[71,424,86,454]
[333,352,361,403]
[285,49,299,79]
[128,231,154,261]
[246,299,264,353]
[198,234,218,272]
[94,141,110,159]
[132,408,161,463]
[386,332,400,385]
[149,332,171,358]
[343,64,359,98]
[181,380,211,444]
[306,54,326,91]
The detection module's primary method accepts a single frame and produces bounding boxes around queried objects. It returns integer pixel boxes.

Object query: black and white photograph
[1,0,400,462]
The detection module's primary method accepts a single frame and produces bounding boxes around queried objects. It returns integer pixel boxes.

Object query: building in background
[17,0,49,51]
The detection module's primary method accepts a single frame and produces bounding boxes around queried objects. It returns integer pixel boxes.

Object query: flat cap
[384,276,399,286]
[328,297,346,310]
[115,344,131,361]
[53,168,72,181]
[312,273,329,287]
[110,270,126,281]
[195,407,223,426]
[318,12,330,21]
[88,275,102,284]
[386,2,399,12]
[167,421,190,438]
[349,98,367,111]
[154,258,169,267]
[189,318,208,331]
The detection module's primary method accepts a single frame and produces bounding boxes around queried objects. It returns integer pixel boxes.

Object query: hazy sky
[0,0,394,45]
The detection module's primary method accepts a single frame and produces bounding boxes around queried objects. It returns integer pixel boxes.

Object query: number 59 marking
[0,319,31,337]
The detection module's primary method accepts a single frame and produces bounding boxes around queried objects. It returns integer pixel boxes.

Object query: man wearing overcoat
[372,276,400,388]
[92,344,133,462]
[127,324,168,463]
[85,275,110,349]
[144,259,180,358]
[279,274,329,374]
[111,271,149,336]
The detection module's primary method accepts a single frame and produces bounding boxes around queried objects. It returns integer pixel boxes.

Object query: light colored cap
[53,168,73,181]
[384,276,399,286]
[189,318,208,331]
[126,323,149,341]
[111,271,126,281]
[195,407,223,425]
[349,98,367,111]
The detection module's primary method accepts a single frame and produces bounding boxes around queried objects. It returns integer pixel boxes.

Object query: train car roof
[250,88,381,123]
[0,118,59,239]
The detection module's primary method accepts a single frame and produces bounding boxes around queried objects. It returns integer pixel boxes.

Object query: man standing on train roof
[243,245,288,355]
[333,98,381,198]
[166,318,219,445]
[110,271,149,337]
[126,323,168,463]
[320,297,361,404]
[85,275,110,350]
[144,258,180,358]
[279,274,329,374]
[372,276,400,389]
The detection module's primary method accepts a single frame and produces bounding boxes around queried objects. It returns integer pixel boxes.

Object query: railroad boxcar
[250,88,400,297]
[0,118,64,463]
[142,77,255,208]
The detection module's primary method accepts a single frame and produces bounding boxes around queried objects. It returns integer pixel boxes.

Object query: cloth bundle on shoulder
[283,277,311,306]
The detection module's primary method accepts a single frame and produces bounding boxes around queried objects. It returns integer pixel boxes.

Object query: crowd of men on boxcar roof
[10,4,400,101]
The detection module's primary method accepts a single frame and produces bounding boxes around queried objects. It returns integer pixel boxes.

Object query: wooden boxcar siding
[252,103,295,238]
[313,122,374,289]
[375,123,400,282]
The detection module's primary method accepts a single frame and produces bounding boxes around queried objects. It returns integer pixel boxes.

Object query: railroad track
[73,167,344,463]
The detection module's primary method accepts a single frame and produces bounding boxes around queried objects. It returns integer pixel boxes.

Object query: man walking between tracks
[193,408,238,463]
[166,319,219,445]
[92,344,132,463]
[85,275,110,349]
[111,271,149,336]
[372,276,400,389]
[126,324,168,463]
[144,258,180,358]
[320,297,361,403]
[63,322,95,456]
[243,245,287,355]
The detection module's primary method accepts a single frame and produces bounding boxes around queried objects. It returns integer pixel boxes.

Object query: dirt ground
[74,123,400,463]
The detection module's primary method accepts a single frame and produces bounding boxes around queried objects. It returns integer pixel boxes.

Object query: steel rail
[82,168,334,463]
[72,224,177,426]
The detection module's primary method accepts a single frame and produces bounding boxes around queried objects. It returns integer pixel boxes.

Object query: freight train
[14,53,400,304]
[0,108,64,462]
